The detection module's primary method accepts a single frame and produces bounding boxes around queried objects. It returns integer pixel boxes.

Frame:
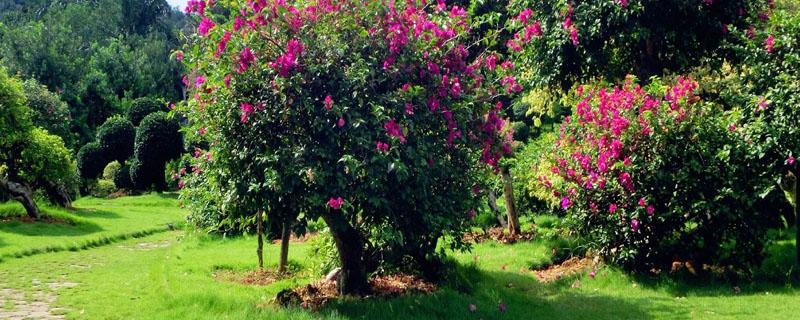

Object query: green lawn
[0,194,185,260]
[0,195,798,319]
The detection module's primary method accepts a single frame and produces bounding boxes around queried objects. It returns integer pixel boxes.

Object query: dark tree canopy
[77,142,108,180]
[130,111,183,191]
[127,97,169,126]
[97,116,135,163]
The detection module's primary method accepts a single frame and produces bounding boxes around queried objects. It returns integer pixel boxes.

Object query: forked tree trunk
[321,211,371,296]
[501,167,520,235]
[278,220,291,274]
[256,211,264,270]
[1,178,40,219]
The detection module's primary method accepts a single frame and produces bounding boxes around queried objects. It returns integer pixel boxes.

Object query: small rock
[324,268,342,283]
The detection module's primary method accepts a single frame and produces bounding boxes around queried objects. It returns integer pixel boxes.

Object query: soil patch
[533,257,596,283]
[270,233,317,244]
[463,227,536,244]
[277,274,437,310]
[213,269,289,286]
[0,215,71,225]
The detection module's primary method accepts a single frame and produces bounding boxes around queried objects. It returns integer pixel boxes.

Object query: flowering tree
[539,77,767,271]
[179,0,520,294]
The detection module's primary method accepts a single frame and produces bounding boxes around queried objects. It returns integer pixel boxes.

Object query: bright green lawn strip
[0,230,797,319]
[0,193,185,260]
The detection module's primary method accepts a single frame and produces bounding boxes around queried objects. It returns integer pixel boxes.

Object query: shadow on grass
[155,192,180,200]
[71,207,123,219]
[323,266,671,320]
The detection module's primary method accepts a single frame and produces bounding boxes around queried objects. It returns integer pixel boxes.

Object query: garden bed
[275,274,437,310]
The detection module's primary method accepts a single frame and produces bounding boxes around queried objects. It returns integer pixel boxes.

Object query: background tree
[77,142,108,180]
[127,97,168,126]
[22,78,76,150]
[130,111,183,192]
[96,116,136,163]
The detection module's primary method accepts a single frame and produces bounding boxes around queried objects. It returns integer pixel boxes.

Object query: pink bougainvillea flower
[224,75,231,87]
[376,141,389,152]
[384,119,406,143]
[728,123,737,132]
[198,127,207,136]
[631,219,640,233]
[337,117,345,127]
[609,203,618,214]
[647,205,655,216]
[405,103,414,115]
[324,95,333,110]
[787,154,796,165]
[570,28,579,46]
[197,17,215,37]
[176,51,183,61]
[516,8,533,24]
[240,102,254,123]
[617,0,629,7]
[237,47,256,73]
[328,197,344,210]
[589,270,596,279]
[485,54,498,71]
[638,197,646,207]
[561,197,571,210]
[195,75,205,88]
[765,35,775,53]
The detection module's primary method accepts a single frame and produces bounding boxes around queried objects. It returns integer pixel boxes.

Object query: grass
[0,193,184,260]
[0,195,798,319]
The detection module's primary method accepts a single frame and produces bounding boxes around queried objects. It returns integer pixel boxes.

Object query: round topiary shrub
[130,112,183,191]
[127,97,168,126]
[113,164,133,190]
[539,77,767,272]
[97,116,135,163]
[77,142,108,180]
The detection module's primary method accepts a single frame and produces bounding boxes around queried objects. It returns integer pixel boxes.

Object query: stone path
[0,280,78,320]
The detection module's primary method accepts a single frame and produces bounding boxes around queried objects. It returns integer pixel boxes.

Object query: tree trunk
[501,167,520,235]
[278,220,291,274]
[42,181,72,209]
[256,211,264,270]
[487,190,508,228]
[321,211,371,296]
[1,178,40,219]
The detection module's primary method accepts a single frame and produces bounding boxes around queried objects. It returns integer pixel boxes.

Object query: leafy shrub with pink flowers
[177,0,520,294]
[539,76,769,271]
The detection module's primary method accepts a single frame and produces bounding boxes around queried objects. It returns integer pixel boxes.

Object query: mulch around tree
[275,274,437,310]
[213,269,290,286]
[463,227,536,244]
[532,256,596,283]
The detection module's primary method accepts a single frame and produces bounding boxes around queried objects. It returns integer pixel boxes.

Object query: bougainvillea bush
[538,76,768,271]
[178,0,522,294]
[505,0,773,89]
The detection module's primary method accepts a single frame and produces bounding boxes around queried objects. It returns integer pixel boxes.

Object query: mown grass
[0,229,796,319]
[0,193,184,260]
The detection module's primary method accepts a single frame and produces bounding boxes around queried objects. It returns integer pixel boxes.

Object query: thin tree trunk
[256,211,264,270]
[278,220,291,274]
[487,190,508,228]
[1,178,40,219]
[501,167,520,235]
[321,211,371,296]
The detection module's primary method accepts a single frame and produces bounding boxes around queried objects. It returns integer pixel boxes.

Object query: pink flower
[485,54,498,71]
[376,141,389,152]
[647,205,655,216]
[765,35,775,53]
[384,120,406,143]
[337,117,345,127]
[631,219,640,233]
[638,198,646,207]
[224,75,231,87]
[238,47,255,73]
[324,95,333,110]
[609,203,617,214]
[787,154,796,165]
[617,0,628,7]
[271,39,304,77]
[589,271,596,279]
[561,197,571,210]
[405,103,414,115]
[728,123,737,132]
[195,76,205,88]
[176,51,183,61]
[328,197,344,210]
[570,28,579,46]
[468,209,476,220]
[516,8,533,24]
[198,127,207,135]
[197,17,215,37]
[240,102,254,123]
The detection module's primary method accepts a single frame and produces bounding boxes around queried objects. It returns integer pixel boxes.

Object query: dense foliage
[127,97,169,126]
[77,142,108,180]
[538,77,767,271]
[97,116,136,163]
[506,0,774,89]
[0,0,185,145]
[21,79,76,150]
[130,112,183,191]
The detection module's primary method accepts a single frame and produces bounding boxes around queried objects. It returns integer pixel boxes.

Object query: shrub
[77,142,108,180]
[127,97,167,126]
[22,79,75,149]
[539,77,766,272]
[102,161,121,180]
[113,164,133,190]
[89,179,117,198]
[97,116,135,163]
[130,112,183,191]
